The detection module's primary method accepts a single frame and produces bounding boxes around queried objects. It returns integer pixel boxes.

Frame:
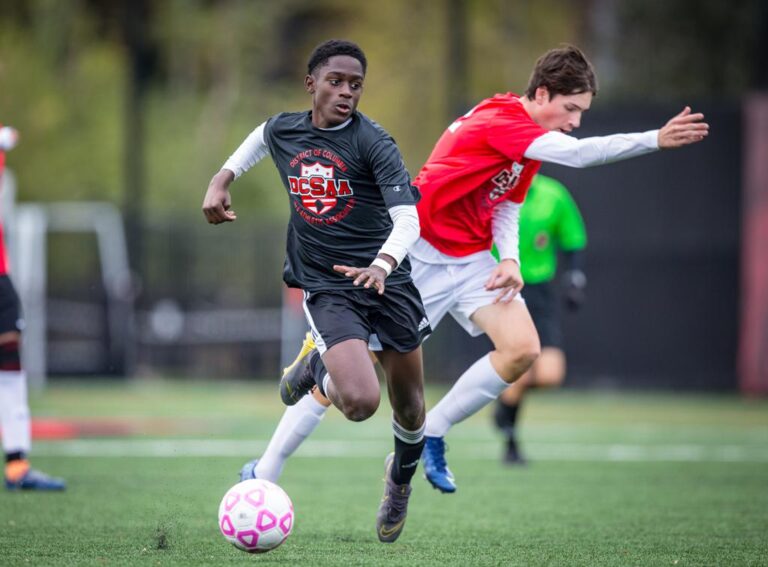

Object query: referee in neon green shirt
[493,174,587,464]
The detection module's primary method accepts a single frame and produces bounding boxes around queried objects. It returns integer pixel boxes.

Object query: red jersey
[414,93,547,257]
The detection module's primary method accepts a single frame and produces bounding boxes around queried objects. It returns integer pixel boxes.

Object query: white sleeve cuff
[221,122,270,179]
[525,130,659,168]
[492,201,521,264]
[377,204,420,268]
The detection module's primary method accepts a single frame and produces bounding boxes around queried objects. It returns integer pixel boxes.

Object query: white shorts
[409,238,524,337]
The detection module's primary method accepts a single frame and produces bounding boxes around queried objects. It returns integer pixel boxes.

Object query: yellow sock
[5,459,30,482]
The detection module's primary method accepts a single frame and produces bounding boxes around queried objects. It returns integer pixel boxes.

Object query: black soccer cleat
[279,332,318,406]
[376,453,412,543]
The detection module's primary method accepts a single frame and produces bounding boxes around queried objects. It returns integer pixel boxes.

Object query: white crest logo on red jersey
[288,162,354,215]
[489,162,525,201]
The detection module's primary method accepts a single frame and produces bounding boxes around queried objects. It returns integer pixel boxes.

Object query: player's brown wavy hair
[524,45,598,99]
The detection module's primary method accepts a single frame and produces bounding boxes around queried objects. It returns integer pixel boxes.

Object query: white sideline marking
[30,439,768,462]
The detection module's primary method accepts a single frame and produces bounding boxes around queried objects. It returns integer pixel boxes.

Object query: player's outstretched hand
[334,264,387,295]
[485,259,524,304]
[202,172,237,224]
[658,106,709,149]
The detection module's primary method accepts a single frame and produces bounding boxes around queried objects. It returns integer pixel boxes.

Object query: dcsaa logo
[288,162,354,215]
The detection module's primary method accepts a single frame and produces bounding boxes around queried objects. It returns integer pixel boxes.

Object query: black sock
[391,420,425,485]
[5,451,25,463]
[308,351,328,396]
[494,400,520,439]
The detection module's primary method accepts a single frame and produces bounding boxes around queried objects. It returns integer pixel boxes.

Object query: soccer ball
[218,479,294,553]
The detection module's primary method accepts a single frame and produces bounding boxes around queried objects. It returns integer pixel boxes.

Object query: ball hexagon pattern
[218,478,294,553]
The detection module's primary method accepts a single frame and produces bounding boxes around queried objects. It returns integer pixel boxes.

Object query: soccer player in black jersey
[202,39,430,543]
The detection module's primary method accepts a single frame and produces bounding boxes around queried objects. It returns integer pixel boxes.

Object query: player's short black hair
[307,39,367,76]
[524,45,598,99]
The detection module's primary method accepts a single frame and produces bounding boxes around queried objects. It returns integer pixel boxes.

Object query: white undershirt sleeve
[222,122,270,179]
[525,130,659,168]
[492,201,521,265]
[376,204,420,270]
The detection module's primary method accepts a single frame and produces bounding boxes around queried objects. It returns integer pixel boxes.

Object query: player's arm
[334,135,420,294]
[525,107,708,167]
[202,122,271,224]
[486,201,524,303]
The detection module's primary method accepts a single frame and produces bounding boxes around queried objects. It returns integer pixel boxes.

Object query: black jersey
[263,111,419,291]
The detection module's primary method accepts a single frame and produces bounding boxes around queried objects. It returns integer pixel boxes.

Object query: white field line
[30,439,768,463]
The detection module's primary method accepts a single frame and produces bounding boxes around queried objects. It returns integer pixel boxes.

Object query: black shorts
[303,281,431,354]
[522,281,561,348]
[0,275,23,334]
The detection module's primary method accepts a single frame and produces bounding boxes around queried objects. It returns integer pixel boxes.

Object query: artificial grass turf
[0,382,765,566]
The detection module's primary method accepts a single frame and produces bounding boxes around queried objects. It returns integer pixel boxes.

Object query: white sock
[254,394,327,482]
[425,354,507,438]
[321,373,331,397]
[0,370,31,454]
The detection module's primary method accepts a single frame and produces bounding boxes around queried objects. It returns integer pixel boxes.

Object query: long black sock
[308,351,328,396]
[494,400,520,439]
[391,419,425,485]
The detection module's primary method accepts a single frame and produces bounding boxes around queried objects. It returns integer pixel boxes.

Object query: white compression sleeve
[525,130,659,167]
[376,204,420,268]
[221,122,270,179]
[492,201,521,264]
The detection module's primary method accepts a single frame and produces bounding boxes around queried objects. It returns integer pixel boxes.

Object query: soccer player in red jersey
[0,124,65,490]
[239,45,708,493]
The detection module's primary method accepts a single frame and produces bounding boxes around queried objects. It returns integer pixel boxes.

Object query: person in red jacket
[0,124,65,490]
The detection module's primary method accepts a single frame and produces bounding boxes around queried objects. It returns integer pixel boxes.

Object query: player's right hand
[485,259,524,304]
[202,173,237,224]
[333,264,387,295]
[657,106,709,149]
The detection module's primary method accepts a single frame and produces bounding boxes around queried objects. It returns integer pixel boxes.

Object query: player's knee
[341,391,380,422]
[394,401,425,431]
[499,339,539,369]
[519,344,540,371]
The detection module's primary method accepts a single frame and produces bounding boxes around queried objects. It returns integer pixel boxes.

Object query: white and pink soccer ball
[218,479,294,553]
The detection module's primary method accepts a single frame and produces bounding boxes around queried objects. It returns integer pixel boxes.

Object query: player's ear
[305,74,316,94]
[535,86,550,104]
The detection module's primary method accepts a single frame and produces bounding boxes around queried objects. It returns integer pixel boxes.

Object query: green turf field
[1,381,767,566]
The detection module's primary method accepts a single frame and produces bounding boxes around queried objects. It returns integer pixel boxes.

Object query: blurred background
[1,0,766,393]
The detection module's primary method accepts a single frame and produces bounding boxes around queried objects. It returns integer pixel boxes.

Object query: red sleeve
[485,109,547,161]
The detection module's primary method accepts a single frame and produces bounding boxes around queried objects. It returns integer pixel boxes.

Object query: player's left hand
[333,265,388,295]
[485,259,524,303]
[658,106,709,149]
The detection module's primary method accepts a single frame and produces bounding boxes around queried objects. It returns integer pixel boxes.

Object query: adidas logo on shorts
[417,317,430,331]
